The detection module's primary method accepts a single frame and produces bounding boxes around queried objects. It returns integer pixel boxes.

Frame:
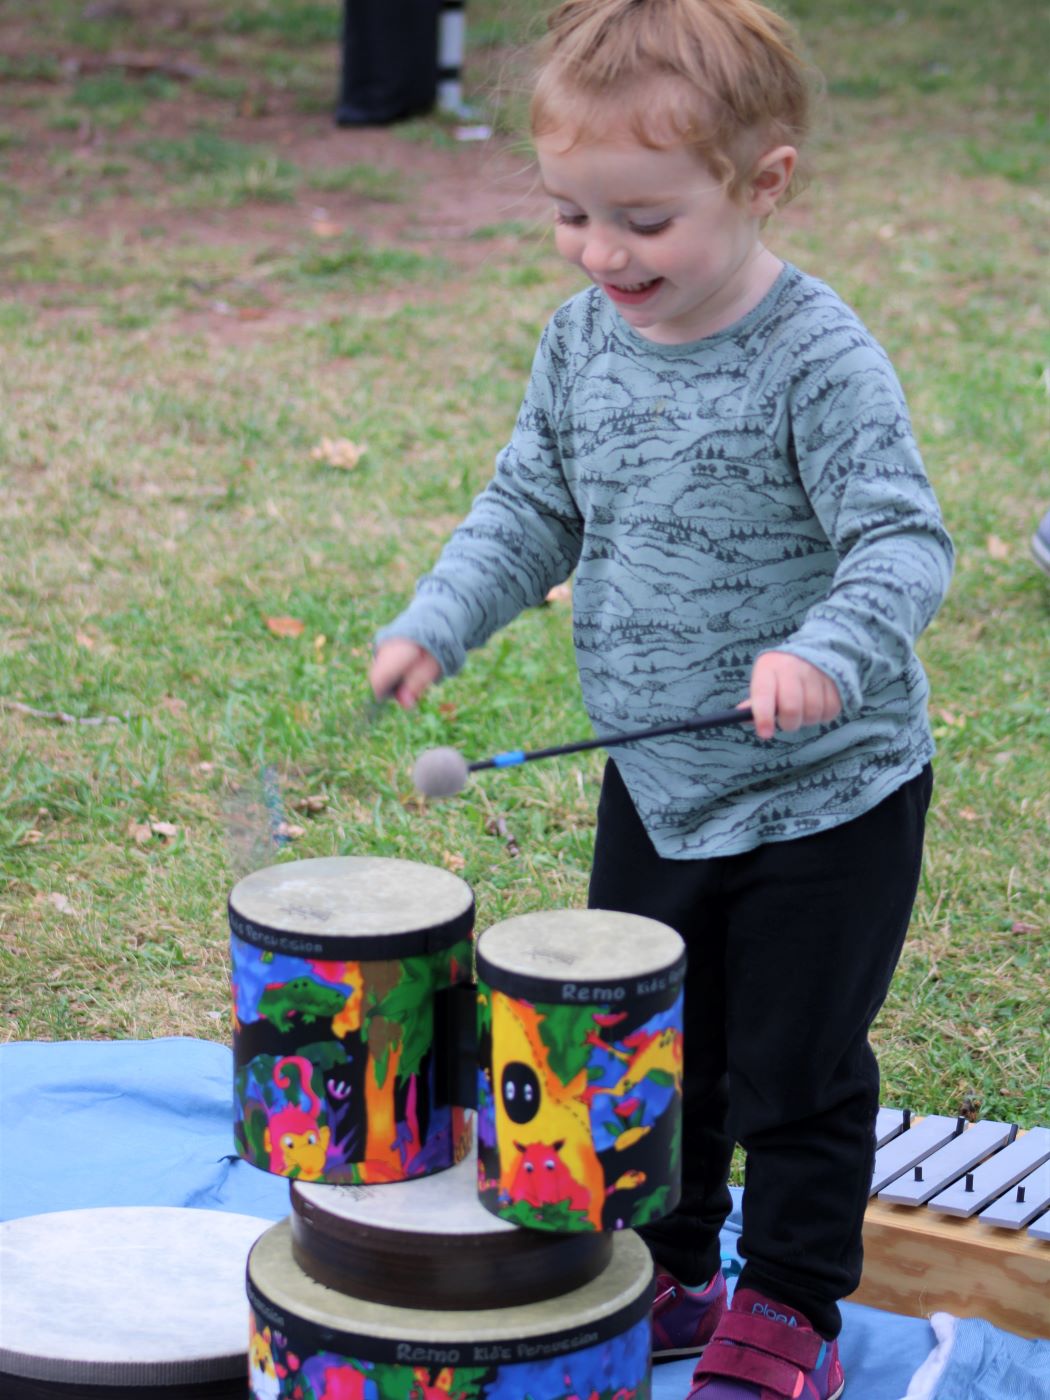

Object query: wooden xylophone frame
[849,1112,1050,1340]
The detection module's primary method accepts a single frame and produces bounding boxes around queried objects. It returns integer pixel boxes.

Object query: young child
[371,2,953,1395]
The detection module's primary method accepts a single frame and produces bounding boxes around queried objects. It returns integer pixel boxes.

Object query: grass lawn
[1,0,1047,1132]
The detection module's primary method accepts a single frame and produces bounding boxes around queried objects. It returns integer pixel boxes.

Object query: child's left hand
[747,651,842,740]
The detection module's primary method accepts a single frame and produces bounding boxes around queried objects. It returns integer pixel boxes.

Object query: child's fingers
[748,654,780,740]
[370,640,439,708]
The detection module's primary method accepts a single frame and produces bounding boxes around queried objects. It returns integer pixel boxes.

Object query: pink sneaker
[651,1269,727,1360]
[687,1288,845,1399]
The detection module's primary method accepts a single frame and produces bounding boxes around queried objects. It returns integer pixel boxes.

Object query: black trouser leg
[588,758,932,1338]
[589,759,733,1288]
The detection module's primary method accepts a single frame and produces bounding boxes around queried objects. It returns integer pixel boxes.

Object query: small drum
[290,1147,612,1310]
[476,909,686,1232]
[247,1218,653,1400]
[229,856,474,1185]
[0,1206,269,1399]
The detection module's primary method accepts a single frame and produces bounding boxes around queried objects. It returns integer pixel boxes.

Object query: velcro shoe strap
[717,1312,824,1368]
[694,1344,803,1397]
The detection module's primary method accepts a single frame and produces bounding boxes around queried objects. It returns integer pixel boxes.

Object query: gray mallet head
[412,746,470,799]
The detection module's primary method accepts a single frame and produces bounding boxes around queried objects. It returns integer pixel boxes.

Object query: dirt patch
[1,11,550,341]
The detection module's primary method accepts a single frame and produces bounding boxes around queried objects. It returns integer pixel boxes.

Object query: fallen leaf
[936,707,962,727]
[309,436,366,471]
[19,829,44,846]
[265,615,306,638]
[48,892,76,915]
[437,701,458,718]
[958,807,979,822]
[311,219,343,239]
[275,821,306,840]
[198,761,214,774]
[313,633,327,654]
[159,695,187,713]
[236,306,267,321]
[150,820,178,839]
[128,820,152,845]
[293,795,328,815]
[443,851,467,872]
[986,534,1010,561]
[545,582,572,603]
[1011,921,1040,935]
[75,631,96,650]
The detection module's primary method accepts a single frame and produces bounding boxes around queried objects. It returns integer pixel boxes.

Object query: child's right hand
[370,639,441,709]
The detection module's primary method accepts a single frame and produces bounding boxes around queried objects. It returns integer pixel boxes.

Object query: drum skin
[475,910,686,1233]
[230,857,475,1185]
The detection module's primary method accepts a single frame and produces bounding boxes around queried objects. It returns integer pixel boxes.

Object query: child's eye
[554,211,587,226]
[630,219,672,236]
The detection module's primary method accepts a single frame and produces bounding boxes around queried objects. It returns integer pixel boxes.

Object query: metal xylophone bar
[854,1109,1050,1338]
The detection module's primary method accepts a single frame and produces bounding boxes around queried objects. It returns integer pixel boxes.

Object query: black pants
[588,759,933,1339]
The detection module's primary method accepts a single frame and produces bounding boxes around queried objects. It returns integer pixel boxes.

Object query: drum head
[0,1207,270,1392]
[229,856,474,960]
[477,908,684,1001]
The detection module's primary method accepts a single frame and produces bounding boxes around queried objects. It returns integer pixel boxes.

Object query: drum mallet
[412,706,753,798]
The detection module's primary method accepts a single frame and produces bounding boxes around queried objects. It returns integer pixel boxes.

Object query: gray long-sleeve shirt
[378,264,954,857]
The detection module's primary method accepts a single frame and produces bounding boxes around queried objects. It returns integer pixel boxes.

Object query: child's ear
[748,145,796,215]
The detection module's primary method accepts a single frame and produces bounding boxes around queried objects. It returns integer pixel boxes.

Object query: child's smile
[536,125,792,344]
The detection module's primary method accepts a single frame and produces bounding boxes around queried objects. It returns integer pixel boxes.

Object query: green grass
[0,0,1047,1141]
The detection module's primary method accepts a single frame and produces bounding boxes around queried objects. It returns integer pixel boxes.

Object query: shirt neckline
[603,262,799,356]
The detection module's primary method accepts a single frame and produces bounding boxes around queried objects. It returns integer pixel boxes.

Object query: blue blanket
[1,1038,1046,1399]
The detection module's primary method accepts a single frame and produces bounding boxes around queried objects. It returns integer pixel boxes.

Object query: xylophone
[850,1107,1050,1339]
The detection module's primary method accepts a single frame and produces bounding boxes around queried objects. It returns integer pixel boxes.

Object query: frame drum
[247,1218,653,1400]
[0,1207,269,1399]
[290,1147,612,1310]
[476,909,686,1232]
[229,856,474,1185]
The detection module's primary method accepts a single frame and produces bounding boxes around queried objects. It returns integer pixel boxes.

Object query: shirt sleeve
[374,322,584,678]
[767,340,955,714]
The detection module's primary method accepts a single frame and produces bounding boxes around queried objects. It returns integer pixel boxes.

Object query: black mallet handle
[469,706,753,773]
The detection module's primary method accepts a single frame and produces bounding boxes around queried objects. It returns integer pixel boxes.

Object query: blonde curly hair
[530,0,814,200]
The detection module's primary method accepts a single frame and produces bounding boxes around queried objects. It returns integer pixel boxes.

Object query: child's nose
[583,230,629,278]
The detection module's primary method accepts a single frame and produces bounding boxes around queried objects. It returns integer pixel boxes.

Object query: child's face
[535,125,784,344]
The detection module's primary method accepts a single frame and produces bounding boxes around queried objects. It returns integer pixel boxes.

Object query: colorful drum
[475,909,686,1233]
[0,1206,269,1399]
[247,1218,653,1400]
[230,856,474,1185]
[290,1147,612,1311]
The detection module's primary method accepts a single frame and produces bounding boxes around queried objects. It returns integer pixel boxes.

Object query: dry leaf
[1011,921,1040,935]
[293,795,328,815]
[986,534,1010,561]
[958,807,979,822]
[75,631,96,650]
[18,829,44,846]
[198,761,214,774]
[936,707,962,727]
[128,820,152,845]
[48,892,76,915]
[265,615,306,638]
[150,820,178,839]
[437,701,458,718]
[443,851,467,872]
[311,219,343,239]
[237,306,268,321]
[276,821,306,840]
[159,695,187,713]
[545,582,572,603]
[310,437,366,471]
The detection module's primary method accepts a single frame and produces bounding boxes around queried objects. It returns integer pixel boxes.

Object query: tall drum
[230,856,474,1185]
[476,909,686,1232]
